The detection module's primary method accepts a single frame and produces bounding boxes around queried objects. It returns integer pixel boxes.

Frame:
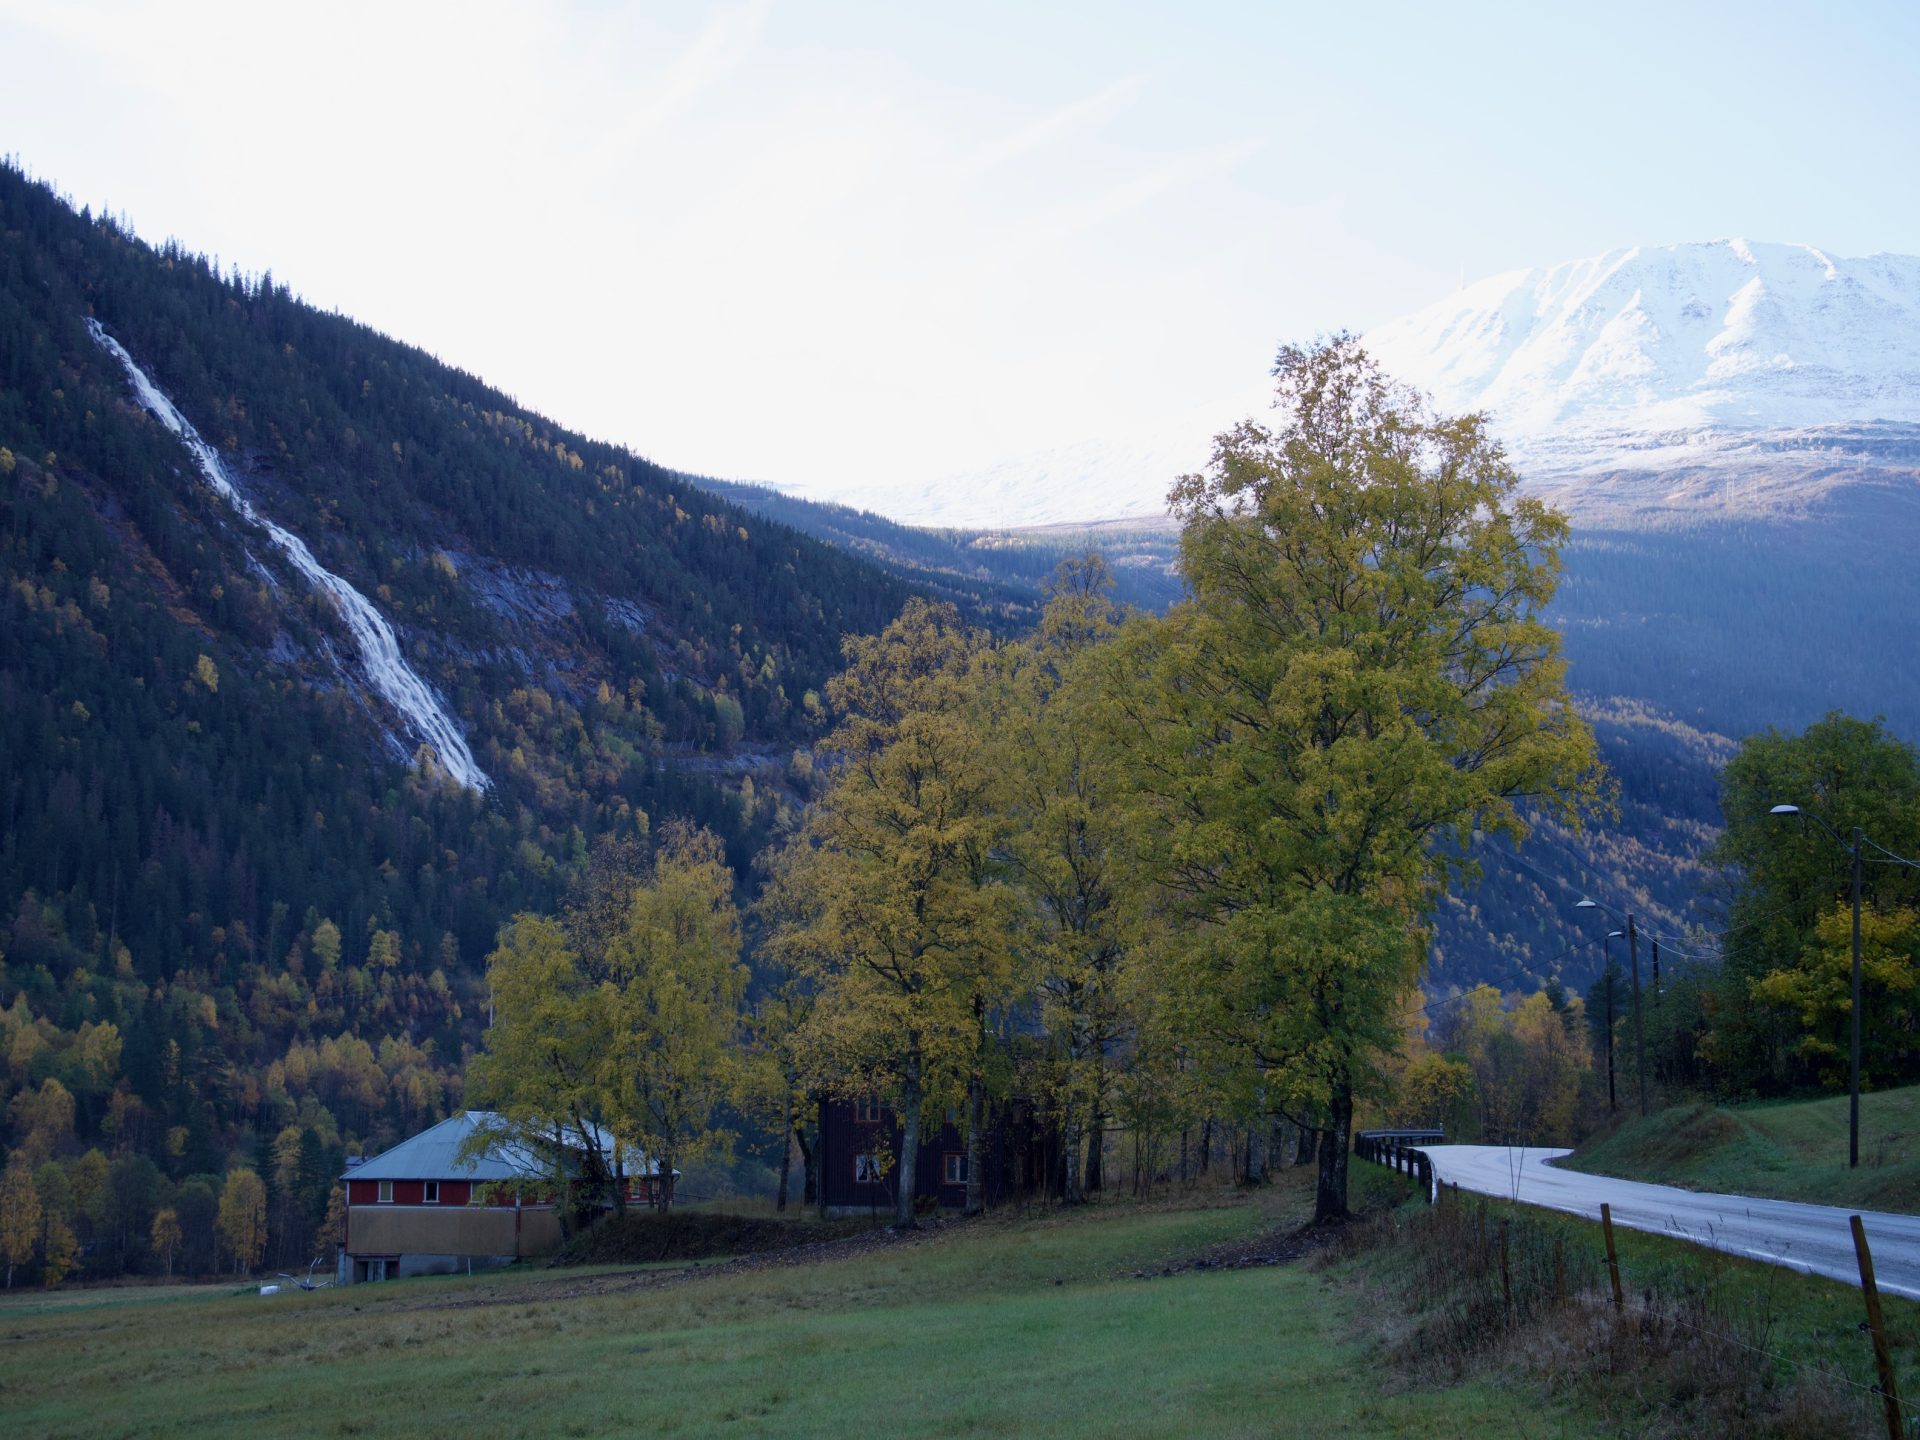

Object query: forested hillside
[0,162,936,1276]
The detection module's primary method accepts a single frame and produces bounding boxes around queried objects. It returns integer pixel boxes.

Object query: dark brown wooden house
[816,1096,1059,1217]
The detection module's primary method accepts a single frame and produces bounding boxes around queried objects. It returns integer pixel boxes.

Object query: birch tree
[598,821,746,1210]
[0,1156,38,1287]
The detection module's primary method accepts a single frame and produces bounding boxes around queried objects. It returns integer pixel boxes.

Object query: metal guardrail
[1354,1131,1440,1204]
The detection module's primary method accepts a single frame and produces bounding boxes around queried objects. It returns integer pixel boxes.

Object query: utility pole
[1851,826,1864,1170]
[1627,913,1649,1118]
[1604,967,1616,1114]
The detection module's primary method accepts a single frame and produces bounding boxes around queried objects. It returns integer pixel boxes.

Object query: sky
[4,0,1919,518]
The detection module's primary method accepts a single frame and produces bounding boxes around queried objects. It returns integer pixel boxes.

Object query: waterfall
[88,319,491,791]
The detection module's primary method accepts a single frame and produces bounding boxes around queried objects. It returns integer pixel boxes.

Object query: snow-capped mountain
[1366,239,1920,472]
[829,239,1920,531]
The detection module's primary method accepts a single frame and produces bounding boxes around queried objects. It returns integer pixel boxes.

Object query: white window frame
[943,1152,966,1186]
[377,1180,393,1203]
[423,1181,440,1204]
[854,1154,884,1184]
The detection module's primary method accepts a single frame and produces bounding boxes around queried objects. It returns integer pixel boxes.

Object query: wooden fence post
[1850,1214,1905,1440]
[1500,1218,1512,1317]
[1600,1202,1623,1311]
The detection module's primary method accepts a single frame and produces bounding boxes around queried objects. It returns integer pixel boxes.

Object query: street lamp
[1576,899,1649,1117]
[1769,803,1867,1168]
[1598,929,1625,1113]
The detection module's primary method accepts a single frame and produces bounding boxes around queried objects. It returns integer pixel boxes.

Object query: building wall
[816,1098,1059,1215]
[344,1204,564,1266]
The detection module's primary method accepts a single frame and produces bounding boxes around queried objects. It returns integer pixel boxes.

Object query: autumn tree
[1708,713,1920,1093]
[35,1162,77,1285]
[1106,336,1601,1222]
[151,1206,182,1279]
[216,1168,267,1275]
[740,868,822,1211]
[1,1156,39,1287]
[768,600,1012,1225]
[468,823,744,1217]
[597,822,746,1210]
[464,916,622,1228]
[989,558,1141,1202]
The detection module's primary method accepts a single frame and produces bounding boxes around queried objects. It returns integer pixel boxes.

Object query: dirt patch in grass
[1130,1221,1327,1278]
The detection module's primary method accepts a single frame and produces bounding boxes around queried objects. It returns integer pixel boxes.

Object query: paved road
[1421,1144,1920,1300]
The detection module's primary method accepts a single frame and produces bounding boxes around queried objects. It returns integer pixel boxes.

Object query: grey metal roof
[340,1111,665,1182]
[342,1112,528,1182]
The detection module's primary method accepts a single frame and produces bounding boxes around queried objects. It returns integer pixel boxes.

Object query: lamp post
[1577,900,1649,1117]
[1768,804,1866,1169]
[1600,929,1624,1113]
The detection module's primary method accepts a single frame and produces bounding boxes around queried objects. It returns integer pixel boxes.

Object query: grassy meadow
[0,1170,1596,1440]
[1565,1083,1920,1212]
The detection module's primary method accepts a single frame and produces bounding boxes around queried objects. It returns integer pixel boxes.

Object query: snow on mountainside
[778,239,1920,530]
[1365,240,1920,467]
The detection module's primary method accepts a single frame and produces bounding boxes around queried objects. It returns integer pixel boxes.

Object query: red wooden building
[338,1110,672,1283]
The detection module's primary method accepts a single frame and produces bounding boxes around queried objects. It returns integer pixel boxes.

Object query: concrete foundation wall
[346,1205,565,1266]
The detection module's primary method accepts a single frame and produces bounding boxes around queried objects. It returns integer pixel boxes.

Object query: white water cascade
[88,319,491,791]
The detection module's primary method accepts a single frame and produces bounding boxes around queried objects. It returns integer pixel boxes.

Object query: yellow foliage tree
[767,600,1011,1226]
[1754,901,1920,1090]
[1108,338,1602,1221]
[151,1207,182,1279]
[0,1156,39,1287]
[217,1168,268,1275]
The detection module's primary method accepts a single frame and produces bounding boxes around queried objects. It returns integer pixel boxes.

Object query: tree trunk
[776,1089,795,1213]
[1314,1084,1354,1223]
[1295,1115,1315,1167]
[1062,1105,1084,1206]
[895,1045,923,1228]
[964,996,985,1217]
[964,1075,985,1216]
[1199,1117,1214,1175]
[1084,1108,1105,1193]
[1243,1125,1267,1186]
[795,1115,817,1209]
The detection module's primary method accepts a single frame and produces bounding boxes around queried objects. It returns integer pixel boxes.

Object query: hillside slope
[0,161,934,1197]
[1564,1086,1920,1214]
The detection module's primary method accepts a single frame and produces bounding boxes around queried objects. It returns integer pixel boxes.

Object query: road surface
[1421,1144,1920,1300]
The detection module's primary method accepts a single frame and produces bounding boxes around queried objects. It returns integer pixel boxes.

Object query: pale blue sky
[3,0,1915,506]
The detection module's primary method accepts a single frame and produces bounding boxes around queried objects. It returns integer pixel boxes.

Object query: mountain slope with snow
[854,239,1920,530]
[1365,240,1920,467]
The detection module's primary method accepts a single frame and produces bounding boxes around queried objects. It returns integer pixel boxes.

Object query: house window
[377,1180,393,1203]
[423,1181,440,1204]
[853,1098,881,1124]
[943,1153,966,1186]
[854,1154,884,1184]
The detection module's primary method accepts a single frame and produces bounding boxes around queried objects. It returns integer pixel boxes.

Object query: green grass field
[1565,1083,1920,1212]
[0,1172,1599,1440]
